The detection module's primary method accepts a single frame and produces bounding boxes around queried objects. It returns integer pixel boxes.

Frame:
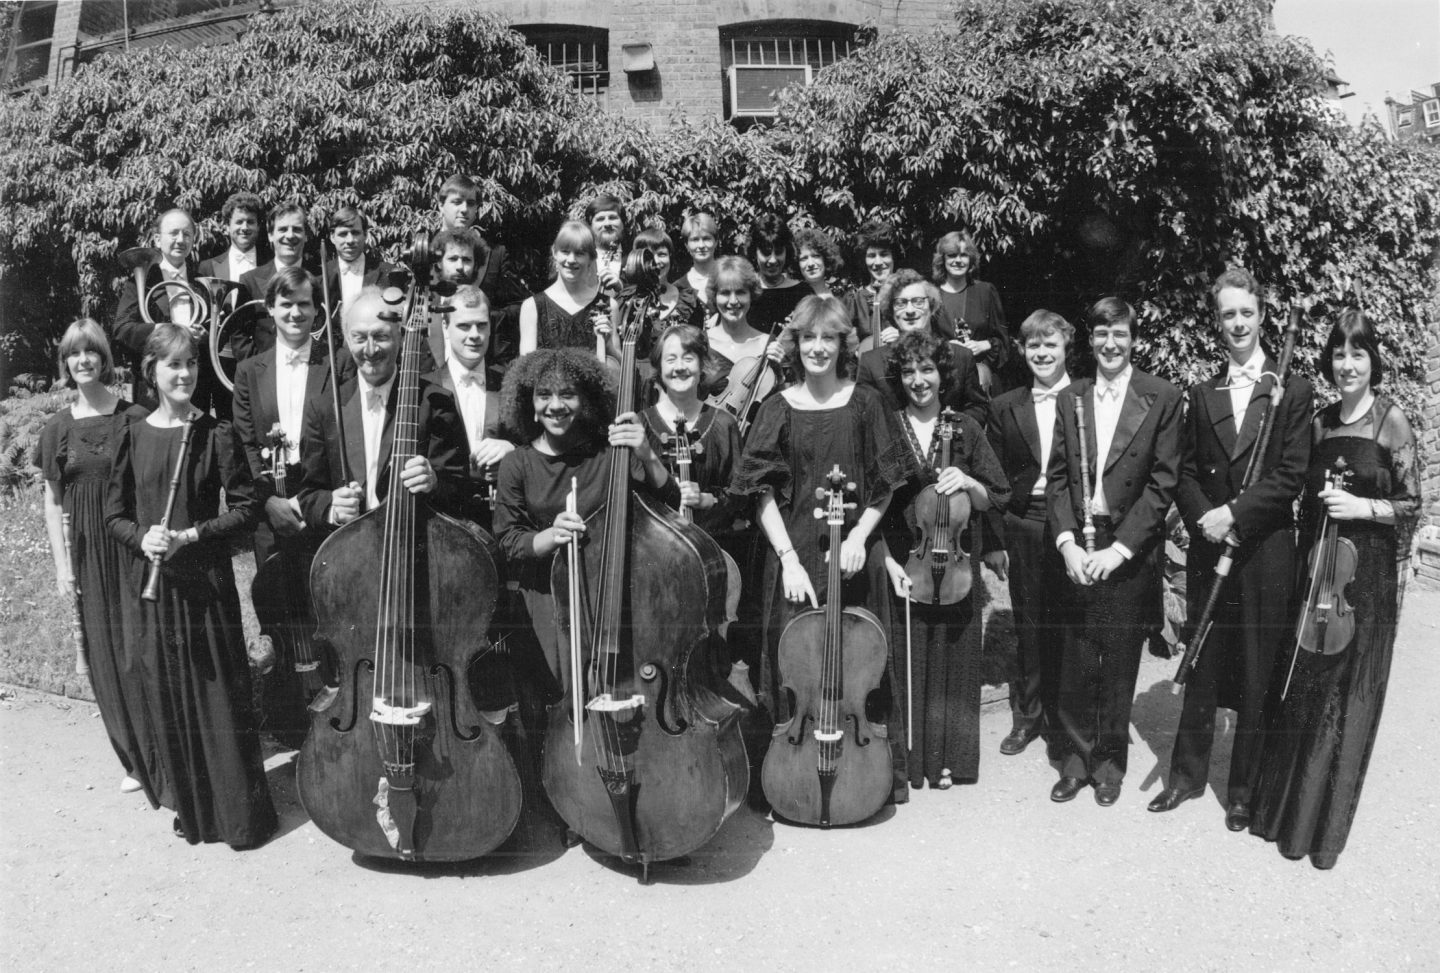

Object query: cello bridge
[586,693,645,713]
[370,697,433,726]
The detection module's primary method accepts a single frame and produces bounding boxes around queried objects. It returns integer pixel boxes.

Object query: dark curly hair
[501,348,616,446]
[885,331,955,404]
[793,226,844,278]
[875,268,941,332]
[855,219,903,264]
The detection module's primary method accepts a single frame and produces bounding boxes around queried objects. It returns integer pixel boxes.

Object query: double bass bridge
[370,698,432,726]
[585,693,645,713]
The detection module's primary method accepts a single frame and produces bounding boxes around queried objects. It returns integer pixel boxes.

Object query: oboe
[62,511,88,676]
[1075,396,1096,554]
[141,416,196,602]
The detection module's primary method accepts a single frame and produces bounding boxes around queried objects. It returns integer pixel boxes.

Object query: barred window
[516,24,609,108]
[720,20,857,122]
[4,1,57,90]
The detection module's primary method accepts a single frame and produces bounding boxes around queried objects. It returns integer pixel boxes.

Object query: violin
[298,234,521,861]
[249,422,330,747]
[545,254,747,881]
[1282,458,1359,695]
[706,318,783,439]
[762,466,892,827]
[904,408,972,605]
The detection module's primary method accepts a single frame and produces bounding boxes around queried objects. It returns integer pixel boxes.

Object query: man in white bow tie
[1149,268,1313,831]
[1045,297,1183,808]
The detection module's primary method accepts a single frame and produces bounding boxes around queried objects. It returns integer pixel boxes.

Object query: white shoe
[120,776,143,793]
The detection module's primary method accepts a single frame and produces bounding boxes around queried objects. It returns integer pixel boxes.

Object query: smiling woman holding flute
[105,323,277,849]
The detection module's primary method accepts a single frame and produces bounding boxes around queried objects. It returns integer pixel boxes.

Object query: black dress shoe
[1050,776,1086,802]
[1148,785,1205,813]
[1094,782,1122,806]
[999,723,1040,756]
[1225,801,1251,831]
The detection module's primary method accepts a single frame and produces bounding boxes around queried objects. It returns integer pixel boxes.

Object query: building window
[1397,107,1414,127]
[515,24,609,107]
[720,20,857,122]
[4,1,57,89]
[1424,99,1440,128]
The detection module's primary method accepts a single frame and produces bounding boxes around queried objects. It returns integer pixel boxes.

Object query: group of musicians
[37,174,1420,871]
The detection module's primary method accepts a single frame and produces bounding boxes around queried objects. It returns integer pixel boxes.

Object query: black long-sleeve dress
[1249,397,1420,869]
[35,401,149,779]
[105,412,277,848]
[729,384,918,795]
[881,411,1009,787]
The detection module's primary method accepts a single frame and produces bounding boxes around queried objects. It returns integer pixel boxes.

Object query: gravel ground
[3,587,1437,972]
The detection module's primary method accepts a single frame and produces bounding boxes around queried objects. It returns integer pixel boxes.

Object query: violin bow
[1172,306,1303,692]
[565,477,585,763]
[904,582,914,753]
[318,238,353,484]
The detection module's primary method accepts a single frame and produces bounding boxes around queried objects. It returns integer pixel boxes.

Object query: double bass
[545,252,747,881]
[904,408,972,605]
[298,236,521,861]
[762,466,892,827]
[250,423,330,748]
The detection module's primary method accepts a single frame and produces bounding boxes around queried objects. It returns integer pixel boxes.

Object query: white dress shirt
[275,340,312,465]
[227,246,257,284]
[1031,374,1071,495]
[447,356,488,459]
[160,261,192,325]
[357,375,394,510]
[1225,345,1265,434]
[1090,365,1131,518]
[338,257,365,310]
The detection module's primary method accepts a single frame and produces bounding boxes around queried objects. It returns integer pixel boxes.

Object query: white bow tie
[1032,386,1061,404]
[458,371,483,388]
[1096,379,1122,401]
[1227,362,1262,386]
[282,348,308,366]
[367,389,385,411]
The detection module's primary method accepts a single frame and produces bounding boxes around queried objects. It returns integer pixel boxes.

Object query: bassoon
[1171,307,1302,691]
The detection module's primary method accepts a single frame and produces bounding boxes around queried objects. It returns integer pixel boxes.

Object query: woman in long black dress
[1249,311,1420,869]
[880,331,1008,789]
[518,221,608,355]
[493,348,680,696]
[105,324,277,848]
[730,295,918,801]
[932,231,1010,392]
[36,319,147,793]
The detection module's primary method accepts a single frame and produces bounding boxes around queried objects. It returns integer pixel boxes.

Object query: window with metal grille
[720,20,857,121]
[4,1,57,90]
[515,24,609,108]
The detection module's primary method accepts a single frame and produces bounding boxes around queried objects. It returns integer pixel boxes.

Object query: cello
[762,465,893,827]
[544,252,747,881]
[298,236,522,861]
[904,408,972,605]
[250,423,331,747]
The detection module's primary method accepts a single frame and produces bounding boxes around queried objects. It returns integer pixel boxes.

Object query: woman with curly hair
[730,295,918,804]
[879,331,1008,789]
[793,226,845,304]
[842,220,902,344]
[932,230,1010,392]
[493,348,680,692]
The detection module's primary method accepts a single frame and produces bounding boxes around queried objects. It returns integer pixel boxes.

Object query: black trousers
[1055,518,1158,785]
[1003,497,1067,743]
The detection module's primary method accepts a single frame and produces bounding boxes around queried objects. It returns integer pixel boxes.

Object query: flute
[62,511,89,676]
[1075,396,1096,554]
[141,416,196,602]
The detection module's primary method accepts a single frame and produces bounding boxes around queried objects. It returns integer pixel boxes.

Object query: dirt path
[4,589,1438,972]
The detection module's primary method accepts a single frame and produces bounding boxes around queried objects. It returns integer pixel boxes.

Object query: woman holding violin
[493,348,680,697]
[703,256,786,432]
[1249,310,1420,869]
[730,295,917,805]
[881,331,1008,789]
[36,319,148,794]
[105,323,277,849]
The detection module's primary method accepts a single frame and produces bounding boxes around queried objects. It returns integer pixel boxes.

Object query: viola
[706,319,783,439]
[545,254,747,881]
[1295,458,1360,645]
[250,422,330,747]
[904,408,972,605]
[298,234,521,861]
[762,465,892,827]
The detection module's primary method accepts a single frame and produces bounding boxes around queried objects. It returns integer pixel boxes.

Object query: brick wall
[1413,332,1440,588]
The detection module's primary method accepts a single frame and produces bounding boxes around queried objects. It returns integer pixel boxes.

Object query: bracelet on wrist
[775,546,796,560]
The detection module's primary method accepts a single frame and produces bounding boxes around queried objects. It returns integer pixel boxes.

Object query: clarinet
[141,416,196,602]
[62,511,88,676]
[1075,396,1096,554]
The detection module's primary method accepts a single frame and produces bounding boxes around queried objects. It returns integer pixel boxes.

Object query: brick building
[5,0,952,129]
[1385,83,1440,146]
